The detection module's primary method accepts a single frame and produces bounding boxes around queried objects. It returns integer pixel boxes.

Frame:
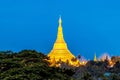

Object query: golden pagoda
[94,53,97,62]
[48,17,79,66]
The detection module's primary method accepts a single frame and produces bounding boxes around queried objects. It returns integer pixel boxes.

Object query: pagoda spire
[55,16,65,43]
[59,16,62,26]
[48,16,78,66]
[94,53,97,62]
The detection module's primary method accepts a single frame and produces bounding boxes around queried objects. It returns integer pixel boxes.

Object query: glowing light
[99,53,111,61]
[48,17,80,67]
[94,53,97,62]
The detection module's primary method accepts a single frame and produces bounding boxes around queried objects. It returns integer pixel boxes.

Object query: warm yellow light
[94,53,97,62]
[47,17,80,67]
[108,60,115,67]
[80,61,87,65]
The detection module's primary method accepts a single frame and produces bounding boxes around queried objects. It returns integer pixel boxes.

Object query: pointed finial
[59,16,62,26]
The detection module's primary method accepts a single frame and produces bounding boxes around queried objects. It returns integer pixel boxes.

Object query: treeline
[1,50,120,80]
[0,50,74,80]
[73,59,120,80]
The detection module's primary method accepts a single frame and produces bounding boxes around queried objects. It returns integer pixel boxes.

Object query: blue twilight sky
[0,0,120,59]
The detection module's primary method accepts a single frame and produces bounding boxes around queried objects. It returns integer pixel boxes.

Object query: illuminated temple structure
[94,53,97,62]
[48,17,80,66]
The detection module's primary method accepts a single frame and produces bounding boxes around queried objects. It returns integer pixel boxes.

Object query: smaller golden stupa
[48,17,79,66]
[94,53,97,62]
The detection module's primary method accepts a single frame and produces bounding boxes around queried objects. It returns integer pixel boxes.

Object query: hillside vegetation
[0,50,74,80]
[0,50,120,80]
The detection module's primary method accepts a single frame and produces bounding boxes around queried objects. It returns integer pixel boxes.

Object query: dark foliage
[0,50,74,80]
[1,50,120,80]
[73,60,120,80]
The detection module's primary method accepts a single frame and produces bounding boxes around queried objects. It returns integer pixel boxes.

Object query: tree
[0,50,74,80]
